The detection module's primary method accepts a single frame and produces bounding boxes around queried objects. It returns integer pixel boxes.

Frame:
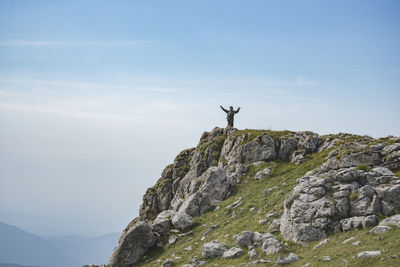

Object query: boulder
[222,247,244,259]
[152,210,193,235]
[151,210,175,235]
[171,212,193,230]
[202,240,228,258]
[108,221,156,267]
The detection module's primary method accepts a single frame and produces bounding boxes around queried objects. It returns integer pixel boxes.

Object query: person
[220,105,240,127]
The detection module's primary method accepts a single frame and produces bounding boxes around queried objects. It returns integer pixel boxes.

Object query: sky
[0,0,399,236]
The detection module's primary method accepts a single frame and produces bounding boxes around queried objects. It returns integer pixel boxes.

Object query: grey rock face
[171,212,193,230]
[378,214,400,228]
[340,215,377,231]
[177,166,230,216]
[108,221,156,267]
[320,151,382,172]
[297,132,321,153]
[202,240,228,258]
[235,231,282,255]
[151,210,193,235]
[280,167,400,243]
[139,147,194,221]
[242,135,276,163]
[292,149,307,165]
[222,247,244,259]
[151,210,175,235]
[277,137,298,160]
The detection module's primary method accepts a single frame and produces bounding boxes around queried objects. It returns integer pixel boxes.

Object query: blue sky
[0,0,399,236]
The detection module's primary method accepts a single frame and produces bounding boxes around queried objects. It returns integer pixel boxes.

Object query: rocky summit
[98,128,400,267]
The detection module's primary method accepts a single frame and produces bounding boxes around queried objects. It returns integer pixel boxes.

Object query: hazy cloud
[0,40,158,47]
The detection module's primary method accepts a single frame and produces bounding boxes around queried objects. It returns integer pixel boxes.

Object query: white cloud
[0,40,157,47]
[348,68,400,73]
[0,77,179,93]
[0,102,143,122]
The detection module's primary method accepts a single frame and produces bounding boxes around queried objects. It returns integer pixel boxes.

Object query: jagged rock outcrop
[280,166,400,242]
[108,221,156,267]
[151,210,193,236]
[176,166,230,216]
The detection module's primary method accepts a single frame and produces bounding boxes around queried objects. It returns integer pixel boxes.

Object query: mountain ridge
[0,221,79,267]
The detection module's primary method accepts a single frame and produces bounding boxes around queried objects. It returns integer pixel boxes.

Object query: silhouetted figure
[220,105,240,127]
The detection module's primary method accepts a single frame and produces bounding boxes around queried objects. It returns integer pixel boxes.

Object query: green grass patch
[349,192,359,201]
[356,164,372,171]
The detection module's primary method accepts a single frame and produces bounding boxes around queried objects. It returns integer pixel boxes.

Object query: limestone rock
[168,235,178,244]
[313,238,328,249]
[162,259,174,267]
[278,137,298,160]
[357,251,382,258]
[254,168,271,180]
[248,248,259,259]
[276,253,299,265]
[222,247,244,259]
[152,210,193,235]
[292,149,306,165]
[280,166,400,243]
[378,214,400,228]
[369,225,392,234]
[322,256,331,261]
[341,215,377,231]
[235,231,282,255]
[202,240,228,258]
[108,221,156,267]
[171,212,193,230]
[178,167,230,217]
[151,210,175,235]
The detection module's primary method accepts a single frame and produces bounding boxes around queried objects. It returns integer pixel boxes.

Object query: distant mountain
[0,221,79,267]
[46,233,119,266]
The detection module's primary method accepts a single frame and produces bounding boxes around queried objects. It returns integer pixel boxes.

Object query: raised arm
[220,105,228,113]
[235,107,241,113]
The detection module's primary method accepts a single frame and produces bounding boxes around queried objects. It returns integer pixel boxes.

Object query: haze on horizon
[0,0,399,237]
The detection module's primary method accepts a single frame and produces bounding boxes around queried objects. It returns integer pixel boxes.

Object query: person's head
[229,106,233,110]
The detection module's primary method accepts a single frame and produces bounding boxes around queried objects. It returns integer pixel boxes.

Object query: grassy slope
[136,132,400,267]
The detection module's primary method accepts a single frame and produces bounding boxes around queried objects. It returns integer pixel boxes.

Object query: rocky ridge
[106,128,400,267]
